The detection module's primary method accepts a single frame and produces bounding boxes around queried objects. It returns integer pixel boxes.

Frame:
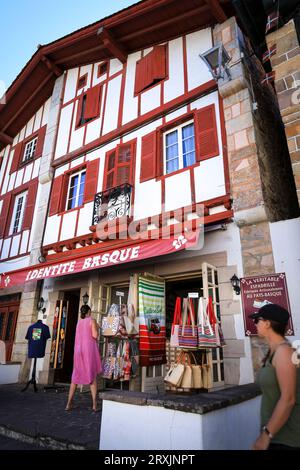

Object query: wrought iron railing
[92,183,132,226]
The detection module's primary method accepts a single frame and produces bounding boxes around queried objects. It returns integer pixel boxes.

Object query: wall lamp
[37,297,46,313]
[199,44,231,81]
[82,292,89,305]
[230,274,241,295]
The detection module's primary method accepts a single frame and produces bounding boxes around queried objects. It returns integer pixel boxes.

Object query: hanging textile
[138,276,166,366]
[265,11,279,34]
[262,45,277,64]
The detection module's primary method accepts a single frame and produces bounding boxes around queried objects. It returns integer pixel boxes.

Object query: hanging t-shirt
[25,321,51,358]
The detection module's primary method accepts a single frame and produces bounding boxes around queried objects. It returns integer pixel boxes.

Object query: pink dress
[71,317,102,385]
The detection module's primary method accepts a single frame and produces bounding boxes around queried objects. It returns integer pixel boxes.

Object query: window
[23,137,37,162]
[98,62,108,77]
[76,84,102,128]
[66,170,86,210]
[9,191,27,235]
[104,142,135,190]
[163,120,195,174]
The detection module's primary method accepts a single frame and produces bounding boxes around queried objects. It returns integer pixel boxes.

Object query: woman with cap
[250,303,300,450]
[65,304,102,412]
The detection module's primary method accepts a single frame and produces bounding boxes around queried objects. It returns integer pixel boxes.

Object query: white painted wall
[270,217,300,340]
[55,103,74,159]
[99,397,261,450]
[122,51,140,125]
[186,28,213,91]
[0,255,30,274]
[102,75,122,134]
[63,68,79,104]
[165,171,192,211]
[164,37,185,103]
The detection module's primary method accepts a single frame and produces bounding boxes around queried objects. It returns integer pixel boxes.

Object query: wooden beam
[0,131,13,145]
[97,27,127,64]
[203,0,227,23]
[41,55,63,77]
[2,74,53,132]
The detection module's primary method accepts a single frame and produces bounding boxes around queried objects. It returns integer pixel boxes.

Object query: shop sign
[241,273,294,336]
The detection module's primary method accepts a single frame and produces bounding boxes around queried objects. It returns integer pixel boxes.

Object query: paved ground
[0,384,102,450]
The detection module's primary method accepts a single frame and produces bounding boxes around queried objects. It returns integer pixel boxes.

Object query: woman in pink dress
[65,305,102,412]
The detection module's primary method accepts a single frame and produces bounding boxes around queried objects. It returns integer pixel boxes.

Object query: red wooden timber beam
[41,55,63,77]
[203,0,227,23]
[0,132,13,146]
[97,27,127,64]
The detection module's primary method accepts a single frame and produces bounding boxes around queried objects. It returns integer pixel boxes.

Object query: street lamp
[199,44,231,81]
[230,274,241,295]
[82,292,89,305]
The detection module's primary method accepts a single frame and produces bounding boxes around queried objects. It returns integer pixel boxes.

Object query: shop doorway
[0,300,19,362]
[54,290,80,384]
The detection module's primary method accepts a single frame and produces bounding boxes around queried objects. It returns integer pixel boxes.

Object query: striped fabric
[138,276,166,366]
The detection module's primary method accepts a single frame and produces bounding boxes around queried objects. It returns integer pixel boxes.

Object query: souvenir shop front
[11,224,248,390]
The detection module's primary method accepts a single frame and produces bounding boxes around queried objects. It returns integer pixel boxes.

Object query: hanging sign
[188,292,199,298]
[116,291,125,297]
[241,273,294,336]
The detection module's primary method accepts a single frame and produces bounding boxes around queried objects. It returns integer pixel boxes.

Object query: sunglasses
[253,317,265,324]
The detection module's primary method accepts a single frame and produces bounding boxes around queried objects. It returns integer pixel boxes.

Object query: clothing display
[25,320,50,358]
[71,316,102,385]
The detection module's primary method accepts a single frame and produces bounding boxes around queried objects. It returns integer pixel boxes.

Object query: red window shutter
[134,46,167,95]
[10,143,23,174]
[84,85,102,121]
[0,194,12,238]
[76,94,84,127]
[152,45,166,81]
[115,143,133,187]
[104,150,116,190]
[140,131,157,182]
[49,175,64,216]
[35,126,47,159]
[22,180,38,230]
[83,159,99,203]
[194,104,219,161]
[59,173,70,212]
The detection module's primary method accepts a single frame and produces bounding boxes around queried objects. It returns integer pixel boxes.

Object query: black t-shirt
[25,321,51,358]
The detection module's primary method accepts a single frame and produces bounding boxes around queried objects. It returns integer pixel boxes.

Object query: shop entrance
[0,295,20,362]
[54,290,80,384]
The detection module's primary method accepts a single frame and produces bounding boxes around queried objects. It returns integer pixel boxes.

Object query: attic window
[98,62,108,77]
[134,45,167,95]
[77,74,88,90]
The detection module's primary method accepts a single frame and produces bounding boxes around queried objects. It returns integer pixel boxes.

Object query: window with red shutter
[35,126,47,159]
[194,104,219,161]
[134,45,167,95]
[76,85,102,128]
[104,142,135,190]
[83,160,99,204]
[140,131,157,182]
[0,194,12,238]
[10,143,23,174]
[49,175,64,216]
[22,180,38,230]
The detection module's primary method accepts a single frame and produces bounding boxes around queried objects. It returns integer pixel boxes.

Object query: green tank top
[258,347,300,447]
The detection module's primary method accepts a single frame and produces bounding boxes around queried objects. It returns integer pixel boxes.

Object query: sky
[0,0,138,92]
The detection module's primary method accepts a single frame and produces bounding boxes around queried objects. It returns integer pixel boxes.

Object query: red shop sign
[241,273,294,336]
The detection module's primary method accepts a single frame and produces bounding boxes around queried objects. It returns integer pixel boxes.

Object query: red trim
[52,80,217,169]
[182,35,188,95]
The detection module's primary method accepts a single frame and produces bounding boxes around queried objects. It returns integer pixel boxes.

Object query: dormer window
[23,137,37,162]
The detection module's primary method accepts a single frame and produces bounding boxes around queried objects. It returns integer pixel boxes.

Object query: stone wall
[267,20,300,205]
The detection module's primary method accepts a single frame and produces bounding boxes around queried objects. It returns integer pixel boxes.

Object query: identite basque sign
[0,232,199,289]
[240,273,294,336]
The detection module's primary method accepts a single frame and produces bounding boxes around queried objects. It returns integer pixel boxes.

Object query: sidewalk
[0,384,102,450]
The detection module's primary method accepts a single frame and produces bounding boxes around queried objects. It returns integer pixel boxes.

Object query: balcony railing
[92,183,132,226]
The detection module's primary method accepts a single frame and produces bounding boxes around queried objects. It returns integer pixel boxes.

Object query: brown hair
[80,305,91,319]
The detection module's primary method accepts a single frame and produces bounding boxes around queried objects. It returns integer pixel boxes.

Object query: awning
[0,230,200,289]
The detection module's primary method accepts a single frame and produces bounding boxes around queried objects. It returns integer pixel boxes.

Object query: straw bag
[180,352,194,390]
[164,361,185,387]
[189,352,203,389]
